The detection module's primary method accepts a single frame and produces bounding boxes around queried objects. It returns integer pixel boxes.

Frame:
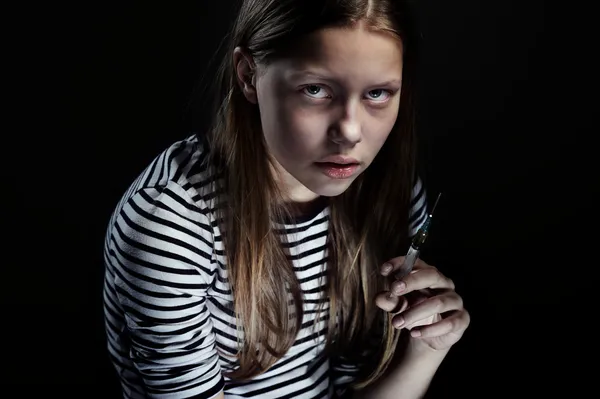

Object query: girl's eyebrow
[285,69,402,87]
[286,69,332,81]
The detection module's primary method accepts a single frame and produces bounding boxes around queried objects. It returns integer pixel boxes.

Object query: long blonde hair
[199,0,421,389]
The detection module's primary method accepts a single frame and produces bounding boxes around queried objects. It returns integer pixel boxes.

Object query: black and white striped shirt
[103,134,428,399]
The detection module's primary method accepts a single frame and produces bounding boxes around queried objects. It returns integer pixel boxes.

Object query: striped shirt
[103,134,428,399]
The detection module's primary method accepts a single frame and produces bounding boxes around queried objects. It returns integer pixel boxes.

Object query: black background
[4,0,595,397]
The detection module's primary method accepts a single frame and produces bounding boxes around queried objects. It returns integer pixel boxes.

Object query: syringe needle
[389,192,443,289]
[430,192,442,217]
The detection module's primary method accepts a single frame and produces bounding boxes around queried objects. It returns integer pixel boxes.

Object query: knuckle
[426,268,438,278]
[447,278,455,290]
[454,310,470,330]
[463,309,471,325]
[435,272,445,287]
[391,256,405,266]
[451,292,463,309]
[430,296,445,312]
[456,296,464,310]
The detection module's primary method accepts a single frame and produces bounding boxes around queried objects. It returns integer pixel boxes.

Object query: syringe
[395,192,442,279]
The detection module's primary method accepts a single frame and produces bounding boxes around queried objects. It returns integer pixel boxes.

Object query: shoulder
[104,134,220,274]
[113,133,220,218]
[105,137,220,292]
[144,133,218,202]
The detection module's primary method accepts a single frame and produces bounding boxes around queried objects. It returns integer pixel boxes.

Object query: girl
[103,0,470,398]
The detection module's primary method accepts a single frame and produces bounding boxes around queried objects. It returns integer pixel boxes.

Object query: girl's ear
[233,47,258,104]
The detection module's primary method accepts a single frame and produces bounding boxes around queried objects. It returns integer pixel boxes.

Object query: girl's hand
[375,257,470,352]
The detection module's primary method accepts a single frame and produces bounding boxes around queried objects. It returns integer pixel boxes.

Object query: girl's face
[238,23,404,203]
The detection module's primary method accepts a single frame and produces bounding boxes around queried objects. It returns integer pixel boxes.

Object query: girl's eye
[302,85,329,99]
[366,89,392,102]
[301,85,394,102]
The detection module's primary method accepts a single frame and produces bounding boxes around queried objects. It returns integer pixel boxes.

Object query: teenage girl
[103,1,470,398]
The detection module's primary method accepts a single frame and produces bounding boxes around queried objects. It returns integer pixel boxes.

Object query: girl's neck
[270,159,327,222]
[280,196,328,224]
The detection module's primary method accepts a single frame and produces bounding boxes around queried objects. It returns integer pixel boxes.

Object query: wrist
[404,338,451,361]
[392,330,451,366]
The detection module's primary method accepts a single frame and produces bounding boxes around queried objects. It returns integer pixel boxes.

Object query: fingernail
[394,281,406,294]
[410,329,422,337]
[382,263,392,274]
[394,317,405,328]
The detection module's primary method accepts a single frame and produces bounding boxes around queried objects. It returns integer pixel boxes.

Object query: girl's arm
[108,182,226,398]
[352,346,449,399]
[354,253,470,398]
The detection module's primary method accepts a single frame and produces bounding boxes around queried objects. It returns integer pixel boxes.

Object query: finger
[375,291,408,314]
[410,309,470,338]
[390,267,455,297]
[405,291,430,308]
[380,256,429,277]
[392,292,463,329]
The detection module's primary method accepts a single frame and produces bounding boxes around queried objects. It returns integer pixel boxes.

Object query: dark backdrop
[4,1,595,397]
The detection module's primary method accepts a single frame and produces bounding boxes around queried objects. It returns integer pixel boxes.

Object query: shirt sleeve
[331,323,385,396]
[408,176,428,238]
[331,176,428,396]
[112,180,224,399]
[330,353,365,397]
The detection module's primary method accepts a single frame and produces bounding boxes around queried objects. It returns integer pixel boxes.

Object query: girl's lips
[314,162,359,179]
[318,155,360,165]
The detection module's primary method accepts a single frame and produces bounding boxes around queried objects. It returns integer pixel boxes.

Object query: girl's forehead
[295,25,402,58]
[268,27,403,84]
[281,26,403,68]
